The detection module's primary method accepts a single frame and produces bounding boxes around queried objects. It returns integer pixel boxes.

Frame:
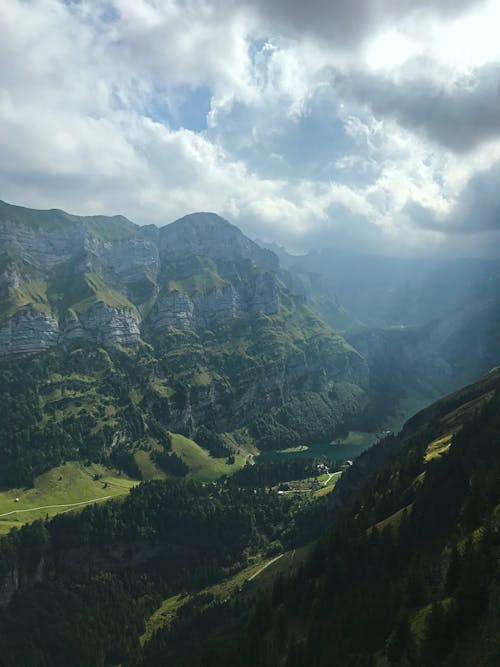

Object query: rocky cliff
[0,203,286,353]
[150,272,279,332]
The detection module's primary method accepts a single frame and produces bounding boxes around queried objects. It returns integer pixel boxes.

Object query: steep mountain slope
[0,201,371,486]
[194,367,500,667]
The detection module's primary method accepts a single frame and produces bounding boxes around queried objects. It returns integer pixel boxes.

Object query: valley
[3,0,500,663]
[0,201,498,667]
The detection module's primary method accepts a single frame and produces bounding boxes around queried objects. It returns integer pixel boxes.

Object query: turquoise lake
[255,439,375,464]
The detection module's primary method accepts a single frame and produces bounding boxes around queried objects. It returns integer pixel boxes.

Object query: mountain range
[0,200,370,486]
[1,199,499,487]
[0,199,498,666]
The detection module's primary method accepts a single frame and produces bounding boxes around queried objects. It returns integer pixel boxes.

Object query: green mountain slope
[191,368,500,667]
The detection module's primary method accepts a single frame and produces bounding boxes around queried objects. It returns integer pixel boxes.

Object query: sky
[1,0,500,257]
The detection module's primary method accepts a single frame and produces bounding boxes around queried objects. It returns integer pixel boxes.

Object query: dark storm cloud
[245,0,482,48]
[405,160,500,234]
[338,62,500,152]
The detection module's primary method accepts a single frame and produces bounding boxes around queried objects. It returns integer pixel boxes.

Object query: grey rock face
[0,310,59,355]
[0,220,159,288]
[151,272,280,332]
[151,290,195,330]
[0,203,292,353]
[0,267,21,288]
[85,236,160,284]
[0,302,141,355]
[166,342,369,434]
[64,303,141,347]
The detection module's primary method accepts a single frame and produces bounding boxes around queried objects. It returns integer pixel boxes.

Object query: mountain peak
[166,211,237,232]
[159,211,279,271]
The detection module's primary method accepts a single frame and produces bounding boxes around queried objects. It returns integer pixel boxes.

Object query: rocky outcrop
[0,266,21,288]
[0,202,159,284]
[0,310,59,355]
[63,303,141,347]
[151,272,280,332]
[0,302,141,355]
[151,290,195,331]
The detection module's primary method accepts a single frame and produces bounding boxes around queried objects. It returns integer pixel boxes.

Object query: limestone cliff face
[0,201,159,281]
[84,232,160,285]
[0,304,141,356]
[0,310,59,356]
[63,303,141,347]
[150,272,279,332]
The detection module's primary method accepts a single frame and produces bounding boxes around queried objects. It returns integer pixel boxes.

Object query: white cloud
[1,0,500,257]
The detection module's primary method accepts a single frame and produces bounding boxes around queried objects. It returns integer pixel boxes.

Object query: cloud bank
[1,0,500,256]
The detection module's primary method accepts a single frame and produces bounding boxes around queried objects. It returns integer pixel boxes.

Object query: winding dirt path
[0,495,112,518]
[247,553,284,581]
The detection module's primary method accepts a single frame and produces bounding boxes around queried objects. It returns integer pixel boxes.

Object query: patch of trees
[195,426,231,458]
[151,450,189,477]
[0,347,152,486]
[0,475,332,666]
[230,459,327,487]
[250,416,299,451]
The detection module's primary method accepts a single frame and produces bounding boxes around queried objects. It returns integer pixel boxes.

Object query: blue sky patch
[146,86,212,132]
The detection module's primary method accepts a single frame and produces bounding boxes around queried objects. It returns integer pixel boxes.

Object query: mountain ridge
[0,200,281,353]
